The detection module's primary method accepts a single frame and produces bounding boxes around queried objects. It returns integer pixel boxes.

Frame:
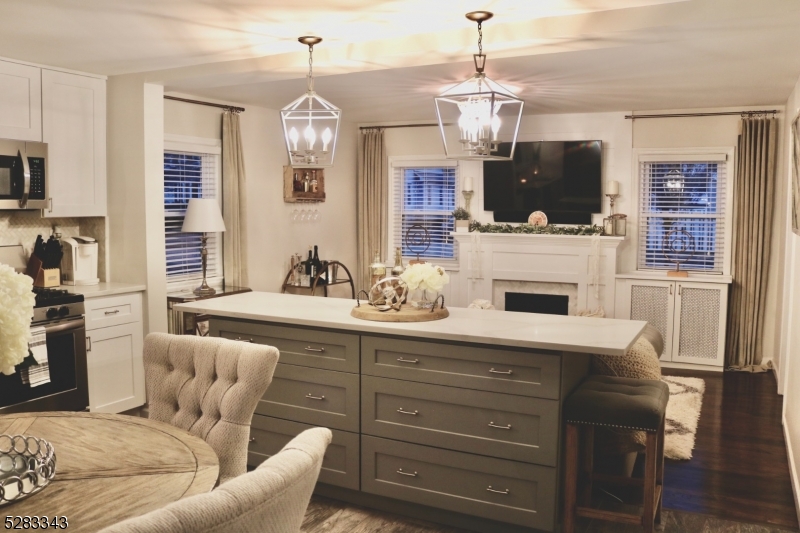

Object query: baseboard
[659,361,724,373]
[782,413,800,528]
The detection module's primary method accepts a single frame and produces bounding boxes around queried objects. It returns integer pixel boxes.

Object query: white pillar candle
[464,176,474,191]
[607,180,619,195]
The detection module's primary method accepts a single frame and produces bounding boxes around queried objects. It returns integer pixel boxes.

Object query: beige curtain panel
[356,128,388,292]
[726,117,778,371]
[222,111,249,288]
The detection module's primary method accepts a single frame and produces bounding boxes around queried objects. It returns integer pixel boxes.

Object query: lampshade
[434,12,524,161]
[181,199,226,233]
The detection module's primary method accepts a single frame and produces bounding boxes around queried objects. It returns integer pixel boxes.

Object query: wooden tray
[351,304,449,322]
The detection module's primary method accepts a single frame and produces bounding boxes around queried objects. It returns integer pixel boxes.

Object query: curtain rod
[359,123,447,130]
[625,110,778,120]
[164,95,245,113]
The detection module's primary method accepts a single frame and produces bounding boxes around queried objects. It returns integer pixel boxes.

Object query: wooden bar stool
[563,375,669,533]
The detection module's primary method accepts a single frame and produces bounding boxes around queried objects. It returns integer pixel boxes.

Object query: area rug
[662,376,705,460]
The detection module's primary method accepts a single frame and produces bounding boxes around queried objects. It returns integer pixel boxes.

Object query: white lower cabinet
[85,293,145,412]
[615,277,729,368]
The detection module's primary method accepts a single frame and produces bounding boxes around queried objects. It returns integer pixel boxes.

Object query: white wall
[107,75,167,334]
[164,95,358,296]
[780,72,800,523]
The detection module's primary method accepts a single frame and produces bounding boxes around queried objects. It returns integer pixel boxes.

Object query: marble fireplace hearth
[493,281,578,315]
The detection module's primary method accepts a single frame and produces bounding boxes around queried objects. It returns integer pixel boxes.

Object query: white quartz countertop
[174,292,646,356]
[64,282,147,298]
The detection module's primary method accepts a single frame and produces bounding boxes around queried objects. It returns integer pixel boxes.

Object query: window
[390,162,458,263]
[164,136,222,288]
[637,151,731,274]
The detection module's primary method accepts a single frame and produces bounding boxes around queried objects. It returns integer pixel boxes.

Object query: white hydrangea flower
[399,262,449,293]
[0,264,36,375]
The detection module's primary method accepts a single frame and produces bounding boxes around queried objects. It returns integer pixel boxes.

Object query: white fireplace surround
[450,233,624,317]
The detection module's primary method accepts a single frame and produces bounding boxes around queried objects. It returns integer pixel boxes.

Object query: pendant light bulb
[289,127,299,151]
[322,128,332,152]
[491,114,501,141]
[304,125,316,150]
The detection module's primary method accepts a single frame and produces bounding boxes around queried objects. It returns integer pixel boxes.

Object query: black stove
[32,287,85,325]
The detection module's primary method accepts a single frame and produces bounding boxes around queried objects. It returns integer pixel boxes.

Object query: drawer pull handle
[489,368,513,375]
[397,408,419,416]
[235,337,254,343]
[306,393,326,401]
[397,357,419,364]
[396,468,418,477]
[488,422,512,430]
[104,309,120,315]
[249,437,256,443]
[487,486,510,495]
[304,346,326,353]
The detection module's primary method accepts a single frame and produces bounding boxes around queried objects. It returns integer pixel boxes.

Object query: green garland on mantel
[468,221,605,235]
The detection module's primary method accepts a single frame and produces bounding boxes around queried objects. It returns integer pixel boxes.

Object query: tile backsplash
[0,211,107,281]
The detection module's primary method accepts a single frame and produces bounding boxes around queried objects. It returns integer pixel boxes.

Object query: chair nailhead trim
[566,420,660,433]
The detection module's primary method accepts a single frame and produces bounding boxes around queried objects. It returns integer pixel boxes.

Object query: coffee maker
[61,236,99,286]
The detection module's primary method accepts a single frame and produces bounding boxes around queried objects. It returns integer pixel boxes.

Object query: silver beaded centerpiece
[0,435,57,506]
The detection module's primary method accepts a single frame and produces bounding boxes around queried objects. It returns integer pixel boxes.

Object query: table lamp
[181,198,226,295]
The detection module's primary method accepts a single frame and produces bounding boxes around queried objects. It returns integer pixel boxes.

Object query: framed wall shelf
[283,165,326,203]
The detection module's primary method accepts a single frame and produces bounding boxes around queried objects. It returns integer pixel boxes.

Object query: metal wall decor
[404,224,431,263]
[434,11,524,161]
[0,435,56,506]
[281,37,341,168]
[663,228,695,277]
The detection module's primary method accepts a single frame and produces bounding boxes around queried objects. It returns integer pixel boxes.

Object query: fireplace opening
[505,292,569,316]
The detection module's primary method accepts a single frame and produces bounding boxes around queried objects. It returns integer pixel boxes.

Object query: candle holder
[606,193,620,215]
[462,190,474,215]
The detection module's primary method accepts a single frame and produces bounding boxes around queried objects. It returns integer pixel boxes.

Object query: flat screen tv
[483,140,602,224]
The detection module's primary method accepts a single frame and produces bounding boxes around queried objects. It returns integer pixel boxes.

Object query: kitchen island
[175,292,646,533]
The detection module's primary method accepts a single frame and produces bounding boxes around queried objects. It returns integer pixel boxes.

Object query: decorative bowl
[0,435,56,506]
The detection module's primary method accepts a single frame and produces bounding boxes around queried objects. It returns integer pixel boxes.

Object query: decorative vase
[455,220,470,233]
[411,288,438,309]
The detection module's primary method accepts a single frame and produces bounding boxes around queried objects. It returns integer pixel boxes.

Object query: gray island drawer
[257,364,360,432]
[362,435,556,531]
[212,319,359,373]
[362,375,558,466]
[248,414,359,490]
[361,336,560,399]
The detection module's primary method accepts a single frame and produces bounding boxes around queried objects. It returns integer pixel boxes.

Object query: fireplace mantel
[450,233,625,317]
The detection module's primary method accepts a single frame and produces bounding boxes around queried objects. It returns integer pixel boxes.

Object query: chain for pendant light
[306,43,314,92]
[477,20,483,55]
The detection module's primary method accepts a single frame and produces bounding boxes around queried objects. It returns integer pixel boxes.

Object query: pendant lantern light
[281,36,341,167]
[435,12,524,160]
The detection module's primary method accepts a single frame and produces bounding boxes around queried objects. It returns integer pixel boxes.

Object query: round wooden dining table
[0,411,219,532]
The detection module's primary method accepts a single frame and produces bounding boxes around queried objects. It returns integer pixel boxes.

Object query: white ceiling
[3,0,800,121]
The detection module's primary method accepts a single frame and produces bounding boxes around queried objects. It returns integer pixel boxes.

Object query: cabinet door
[625,279,676,362]
[0,61,41,141]
[86,321,144,413]
[671,282,727,367]
[42,70,106,217]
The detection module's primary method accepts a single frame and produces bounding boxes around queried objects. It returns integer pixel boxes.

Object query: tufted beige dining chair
[143,332,279,483]
[98,427,332,533]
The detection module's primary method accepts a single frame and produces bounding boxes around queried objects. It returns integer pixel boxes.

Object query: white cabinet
[0,60,41,141]
[615,277,729,368]
[85,292,145,413]
[42,69,106,217]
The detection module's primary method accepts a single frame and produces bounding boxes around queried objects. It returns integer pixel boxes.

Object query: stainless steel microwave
[0,140,47,210]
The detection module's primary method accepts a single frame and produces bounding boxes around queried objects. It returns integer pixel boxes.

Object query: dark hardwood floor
[299,369,799,532]
[662,369,798,530]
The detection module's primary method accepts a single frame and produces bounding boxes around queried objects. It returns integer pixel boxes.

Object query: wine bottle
[306,247,313,277]
[312,245,324,284]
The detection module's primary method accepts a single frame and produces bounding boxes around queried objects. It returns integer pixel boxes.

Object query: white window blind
[637,159,727,273]
[391,166,457,261]
[164,151,222,284]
